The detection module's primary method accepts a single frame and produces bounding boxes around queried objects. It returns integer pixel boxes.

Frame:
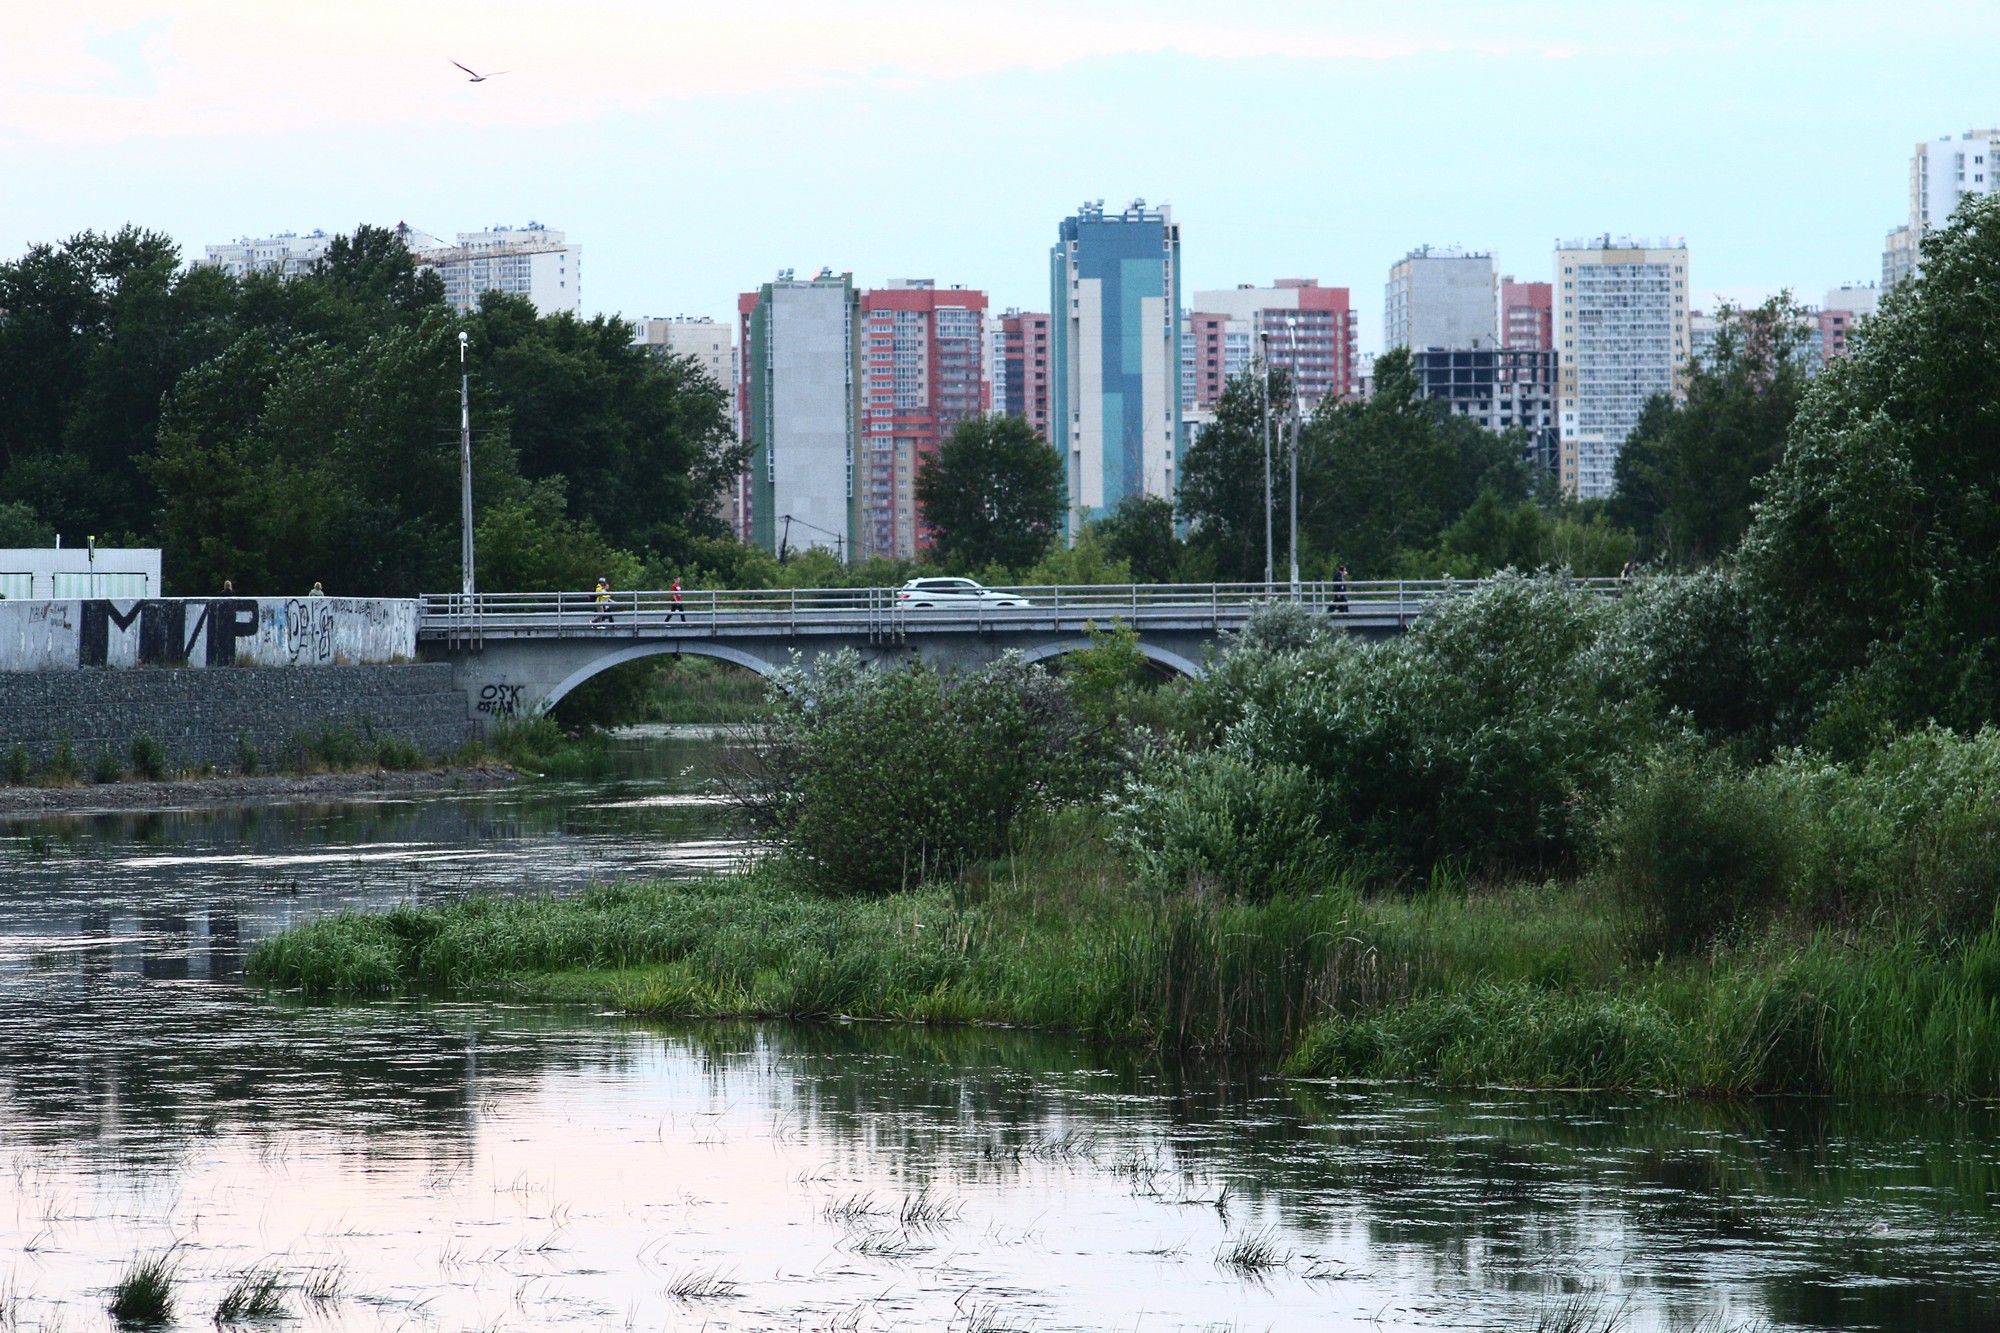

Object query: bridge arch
[539,641,781,713]
[1018,638,1205,680]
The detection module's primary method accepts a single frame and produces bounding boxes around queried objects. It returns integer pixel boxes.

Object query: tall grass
[108,1251,176,1326]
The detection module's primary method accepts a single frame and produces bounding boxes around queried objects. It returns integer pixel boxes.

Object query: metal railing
[417,578,1629,640]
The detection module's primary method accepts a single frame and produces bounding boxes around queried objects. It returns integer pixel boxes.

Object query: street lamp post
[1287,317,1301,598]
[1260,331,1273,589]
[458,330,476,602]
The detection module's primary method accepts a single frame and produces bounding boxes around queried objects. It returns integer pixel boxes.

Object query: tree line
[0,225,743,596]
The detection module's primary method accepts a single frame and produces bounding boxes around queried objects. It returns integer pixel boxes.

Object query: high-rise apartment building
[1883,129,2000,289]
[1385,247,1498,351]
[634,316,744,537]
[1555,237,1690,500]
[1411,348,1560,475]
[737,271,861,557]
[632,317,736,397]
[1500,277,1554,350]
[403,223,582,316]
[201,230,334,278]
[993,310,1053,439]
[1051,201,1182,528]
[855,280,989,560]
[1819,283,1880,361]
[1185,280,1357,408]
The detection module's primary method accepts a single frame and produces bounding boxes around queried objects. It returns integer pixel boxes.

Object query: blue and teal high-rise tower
[1049,200,1182,533]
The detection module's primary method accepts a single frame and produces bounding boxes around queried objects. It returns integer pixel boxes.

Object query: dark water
[2,735,1997,1331]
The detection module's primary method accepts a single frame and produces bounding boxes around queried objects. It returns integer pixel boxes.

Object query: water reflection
[0,737,1995,1329]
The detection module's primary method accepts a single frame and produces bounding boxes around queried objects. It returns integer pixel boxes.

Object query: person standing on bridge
[1332,564,1349,615]
[592,576,612,624]
[669,577,686,624]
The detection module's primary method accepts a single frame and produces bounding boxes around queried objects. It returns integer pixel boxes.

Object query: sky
[5,1,1997,354]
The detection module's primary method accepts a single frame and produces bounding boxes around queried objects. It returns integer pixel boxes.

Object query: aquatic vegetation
[107,1251,176,1326]
[897,1187,963,1230]
[1214,1228,1288,1276]
[1530,1295,1625,1333]
[663,1268,740,1301]
[213,1268,288,1323]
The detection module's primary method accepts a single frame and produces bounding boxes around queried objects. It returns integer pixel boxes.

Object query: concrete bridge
[420,580,1621,723]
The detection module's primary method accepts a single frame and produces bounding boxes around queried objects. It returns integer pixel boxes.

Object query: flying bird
[452,61,509,83]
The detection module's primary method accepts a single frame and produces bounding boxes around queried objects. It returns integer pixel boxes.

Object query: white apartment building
[631,317,737,404]
[1884,129,2000,289]
[1555,237,1690,500]
[1384,247,1498,351]
[200,230,333,279]
[408,223,582,316]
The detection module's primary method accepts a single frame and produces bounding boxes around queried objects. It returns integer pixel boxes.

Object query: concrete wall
[0,597,416,673]
[0,664,471,770]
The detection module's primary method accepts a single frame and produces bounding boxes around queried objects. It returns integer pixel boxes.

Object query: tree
[1295,350,1527,576]
[468,293,742,560]
[1179,370,1286,582]
[1739,194,2000,741]
[915,415,1064,572]
[1611,295,1814,566]
[1089,493,1183,583]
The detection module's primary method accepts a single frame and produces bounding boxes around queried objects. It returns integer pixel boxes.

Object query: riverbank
[0,764,518,818]
[247,810,2000,1099]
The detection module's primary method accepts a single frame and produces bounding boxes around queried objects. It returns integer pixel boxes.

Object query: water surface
[1,734,1995,1331]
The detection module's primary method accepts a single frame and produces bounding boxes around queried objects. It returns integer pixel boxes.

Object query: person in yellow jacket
[591,576,612,624]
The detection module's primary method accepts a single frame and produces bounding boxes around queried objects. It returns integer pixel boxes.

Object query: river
[2,729,1997,1331]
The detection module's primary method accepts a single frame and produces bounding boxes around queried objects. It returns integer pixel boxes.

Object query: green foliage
[90,745,124,784]
[474,476,644,594]
[1612,294,1816,565]
[370,730,427,771]
[1113,752,1336,899]
[487,713,612,779]
[1395,491,1637,580]
[1017,524,1133,586]
[741,652,1096,896]
[1227,575,1645,874]
[1177,369,1281,580]
[1088,493,1185,582]
[1063,620,1148,726]
[108,1251,177,1326]
[1614,569,1770,744]
[550,656,661,731]
[916,415,1066,572]
[1740,195,2000,738]
[468,291,743,559]
[128,731,168,780]
[234,733,259,775]
[1598,748,1798,952]
[0,500,55,547]
[646,656,773,724]
[41,738,79,784]
[3,744,29,785]
[214,1269,288,1324]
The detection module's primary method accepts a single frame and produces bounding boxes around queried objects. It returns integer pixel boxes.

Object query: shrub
[372,732,427,771]
[91,745,125,784]
[3,744,28,785]
[1226,574,1648,876]
[129,732,168,780]
[309,725,365,769]
[1237,600,1335,655]
[738,652,1098,896]
[1113,751,1335,900]
[1615,569,1770,746]
[42,737,80,784]
[235,733,259,775]
[1598,748,1799,952]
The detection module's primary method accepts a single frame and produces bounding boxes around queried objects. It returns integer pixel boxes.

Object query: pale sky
[5,1,1996,353]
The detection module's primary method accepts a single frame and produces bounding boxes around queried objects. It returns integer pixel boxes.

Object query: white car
[895,578,1033,609]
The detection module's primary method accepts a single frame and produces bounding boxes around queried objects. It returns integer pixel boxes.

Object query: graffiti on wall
[477,682,524,717]
[78,599,259,668]
[0,596,418,673]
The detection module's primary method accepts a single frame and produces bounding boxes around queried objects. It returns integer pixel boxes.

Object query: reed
[107,1251,176,1327]
[213,1268,288,1323]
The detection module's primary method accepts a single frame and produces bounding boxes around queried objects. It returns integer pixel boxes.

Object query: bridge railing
[418,578,1630,637]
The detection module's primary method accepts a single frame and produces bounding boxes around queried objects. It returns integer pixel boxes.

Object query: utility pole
[1287,317,1301,598]
[458,331,476,601]
[1260,331,1273,589]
